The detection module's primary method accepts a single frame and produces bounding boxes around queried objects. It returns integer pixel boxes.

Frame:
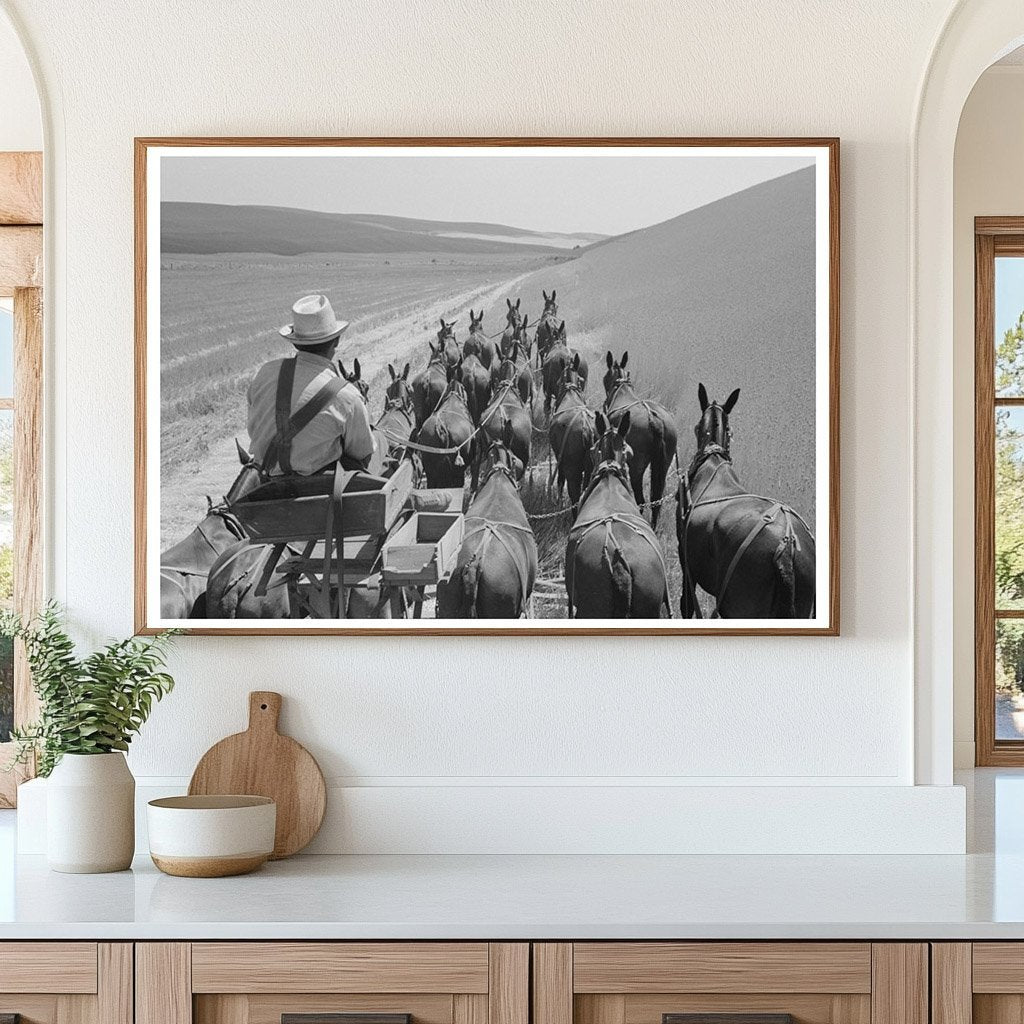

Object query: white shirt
[247,352,375,475]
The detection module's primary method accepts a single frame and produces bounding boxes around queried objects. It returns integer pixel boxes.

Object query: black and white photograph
[137,139,837,634]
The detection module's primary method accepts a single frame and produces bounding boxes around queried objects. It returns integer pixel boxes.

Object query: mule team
[161,289,816,620]
[363,288,815,620]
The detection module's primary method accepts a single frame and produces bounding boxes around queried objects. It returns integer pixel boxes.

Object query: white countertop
[0,849,1021,940]
[0,769,1021,941]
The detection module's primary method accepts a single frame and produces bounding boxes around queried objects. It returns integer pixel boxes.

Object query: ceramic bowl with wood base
[147,795,276,877]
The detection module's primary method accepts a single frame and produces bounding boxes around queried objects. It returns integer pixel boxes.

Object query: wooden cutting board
[188,691,326,859]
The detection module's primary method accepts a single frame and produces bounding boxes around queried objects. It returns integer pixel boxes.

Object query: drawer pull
[283,1016,411,1024]
[664,1016,794,1024]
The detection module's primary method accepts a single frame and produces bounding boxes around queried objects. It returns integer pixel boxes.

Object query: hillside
[480,166,819,524]
[161,203,604,256]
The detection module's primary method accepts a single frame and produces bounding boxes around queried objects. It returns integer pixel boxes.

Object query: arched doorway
[914,1,1024,784]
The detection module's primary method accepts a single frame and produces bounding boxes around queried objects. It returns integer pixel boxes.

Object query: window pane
[997,257,1024,396]
[0,306,12,400]
[996,406,1024,609]
[998,620,1024,740]
[0,409,12,742]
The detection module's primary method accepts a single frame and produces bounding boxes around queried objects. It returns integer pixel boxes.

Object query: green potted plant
[2,603,178,873]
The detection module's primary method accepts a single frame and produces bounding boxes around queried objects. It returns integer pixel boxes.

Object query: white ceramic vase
[46,752,135,873]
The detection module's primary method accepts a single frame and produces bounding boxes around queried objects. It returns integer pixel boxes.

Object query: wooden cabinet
[932,943,1024,1024]
[0,942,132,1024]
[136,944,528,1024]
[532,944,928,1024]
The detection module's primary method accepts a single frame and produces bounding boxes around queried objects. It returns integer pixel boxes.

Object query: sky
[160,150,816,237]
[997,257,1024,342]
[0,310,12,397]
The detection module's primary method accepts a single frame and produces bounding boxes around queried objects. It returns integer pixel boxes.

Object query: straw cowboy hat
[279,294,349,345]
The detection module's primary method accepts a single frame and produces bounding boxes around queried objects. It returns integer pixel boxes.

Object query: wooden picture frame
[135,137,839,636]
[975,216,1024,765]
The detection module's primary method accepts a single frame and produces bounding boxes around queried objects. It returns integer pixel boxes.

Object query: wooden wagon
[227,460,464,619]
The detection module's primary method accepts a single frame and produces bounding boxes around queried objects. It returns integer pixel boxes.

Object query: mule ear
[235,437,251,465]
[618,411,631,439]
[429,340,438,354]
[551,289,556,302]
[559,320,566,336]
[698,383,709,412]
[507,298,512,309]
[515,297,521,309]
[543,289,549,302]
[723,387,741,414]
[402,362,410,380]
[388,363,396,381]
[573,352,580,369]
[439,318,445,329]
[353,358,361,380]
[606,351,614,369]
[621,351,629,368]
[595,410,608,435]
[338,360,349,378]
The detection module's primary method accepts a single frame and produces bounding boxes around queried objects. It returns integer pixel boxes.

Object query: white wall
[952,66,1024,767]
[2,0,972,851]
[0,11,40,152]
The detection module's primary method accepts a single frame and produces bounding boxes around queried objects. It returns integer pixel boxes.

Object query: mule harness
[462,463,534,613]
[679,446,811,618]
[566,462,670,616]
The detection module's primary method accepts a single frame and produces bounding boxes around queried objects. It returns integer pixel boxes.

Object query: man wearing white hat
[247,294,375,476]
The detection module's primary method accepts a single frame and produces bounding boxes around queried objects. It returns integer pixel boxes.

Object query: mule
[675,384,816,619]
[374,362,415,475]
[540,321,588,414]
[478,354,532,483]
[463,308,497,373]
[534,289,559,364]
[565,412,670,618]
[498,337,534,408]
[339,358,369,403]
[159,440,258,618]
[459,351,492,426]
[499,297,522,356]
[199,442,296,620]
[548,353,597,508]
[436,318,461,370]
[437,425,538,619]
[602,351,678,529]
[411,340,450,429]
[417,379,477,487]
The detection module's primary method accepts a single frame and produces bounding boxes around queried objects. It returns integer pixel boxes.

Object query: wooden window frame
[0,151,43,806]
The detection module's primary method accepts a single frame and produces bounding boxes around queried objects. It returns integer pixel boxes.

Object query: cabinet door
[137,943,528,1024]
[940,943,1024,1024]
[0,943,131,1024]
[533,944,927,1024]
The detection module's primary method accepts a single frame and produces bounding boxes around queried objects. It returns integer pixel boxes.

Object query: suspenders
[260,358,347,475]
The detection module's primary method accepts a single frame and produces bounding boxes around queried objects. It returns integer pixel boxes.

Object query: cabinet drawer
[191,943,490,994]
[0,943,130,1024]
[534,944,925,1024]
[0,942,98,994]
[572,943,871,994]
[140,943,528,1024]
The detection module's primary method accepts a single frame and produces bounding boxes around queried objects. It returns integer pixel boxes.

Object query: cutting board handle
[248,691,282,734]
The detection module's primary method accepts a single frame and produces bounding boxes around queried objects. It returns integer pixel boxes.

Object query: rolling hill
[161,203,605,256]
[480,166,820,524]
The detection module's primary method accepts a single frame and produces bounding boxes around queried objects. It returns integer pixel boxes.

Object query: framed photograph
[135,137,838,635]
